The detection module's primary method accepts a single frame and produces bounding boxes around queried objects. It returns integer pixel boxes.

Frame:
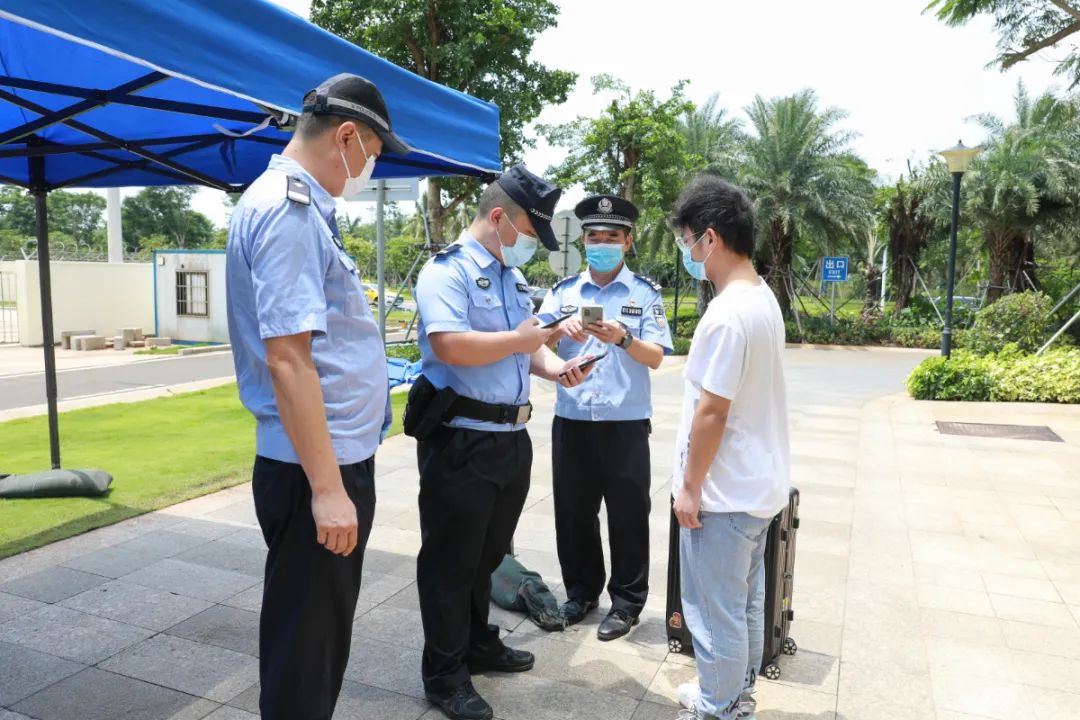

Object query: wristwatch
[617,323,633,349]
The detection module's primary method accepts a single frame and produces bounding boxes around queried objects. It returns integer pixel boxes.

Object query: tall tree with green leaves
[0,186,106,248]
[541,76,694,210]
[738,90,874,317]
[927,0,1080,87]
[540,76,696,285]
[121,187,215,250]
[310,0,576,246]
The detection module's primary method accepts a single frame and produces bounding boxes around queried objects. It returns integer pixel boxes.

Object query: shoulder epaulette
[435,243,463,258]
[635,273,662,292]
[285,175,311,206]
[552,274,578,291]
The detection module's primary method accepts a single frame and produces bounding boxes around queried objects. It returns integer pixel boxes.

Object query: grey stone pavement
[2,346,1080,720]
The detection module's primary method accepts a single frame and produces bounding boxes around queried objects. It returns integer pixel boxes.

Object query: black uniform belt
[450,397,533,425]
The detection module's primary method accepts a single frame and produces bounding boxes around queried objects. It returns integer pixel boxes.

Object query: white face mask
[339,134,376,201]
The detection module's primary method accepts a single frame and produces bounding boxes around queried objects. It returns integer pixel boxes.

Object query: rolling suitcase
[664,500,694,654]
[665,488,800,681]
[760,487,799,679]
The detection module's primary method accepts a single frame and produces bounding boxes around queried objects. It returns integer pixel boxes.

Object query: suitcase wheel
[763,663,781,680]
[782,637,797,656]
[668,638,684,654]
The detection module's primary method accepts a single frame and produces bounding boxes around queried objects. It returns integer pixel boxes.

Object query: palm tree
[676,94,743,313]
[739,90,874,317]
[960,83,1080,302]
[882,177,934,318]
[680,93,743,177]
[933,83,1075,302]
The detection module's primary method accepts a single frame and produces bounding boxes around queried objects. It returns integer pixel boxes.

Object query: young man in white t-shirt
[669,175,790,720]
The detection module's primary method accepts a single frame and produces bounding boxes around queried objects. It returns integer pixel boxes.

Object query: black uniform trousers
[416,426,532,695]
[252,455,376,720]
[552,417,652,616]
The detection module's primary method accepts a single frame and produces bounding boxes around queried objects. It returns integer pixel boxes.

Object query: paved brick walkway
[2,348,1078,720]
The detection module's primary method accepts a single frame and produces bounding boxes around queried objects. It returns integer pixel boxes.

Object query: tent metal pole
[30,151,61,469]
[376,180,387,343]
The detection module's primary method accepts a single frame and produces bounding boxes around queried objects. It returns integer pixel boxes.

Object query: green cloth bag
[491,554,565,632]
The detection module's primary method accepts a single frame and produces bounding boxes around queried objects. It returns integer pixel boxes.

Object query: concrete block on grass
[145,337,172,348]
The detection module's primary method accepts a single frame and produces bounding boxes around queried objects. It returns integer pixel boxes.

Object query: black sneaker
[467,645,535,673]
[558,599,598,626]
[425,681,494,720]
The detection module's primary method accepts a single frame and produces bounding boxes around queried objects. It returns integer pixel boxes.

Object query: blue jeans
[680,511,771,719]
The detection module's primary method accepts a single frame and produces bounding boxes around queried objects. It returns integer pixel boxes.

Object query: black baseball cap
[495,164,563,251]
[302,73,411,156]
[575,194,639,231]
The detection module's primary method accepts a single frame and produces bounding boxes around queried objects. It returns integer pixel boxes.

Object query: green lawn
[134,342,211,356]
[0,386,408,559]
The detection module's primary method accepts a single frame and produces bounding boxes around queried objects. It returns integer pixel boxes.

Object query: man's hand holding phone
[556,352,605,388]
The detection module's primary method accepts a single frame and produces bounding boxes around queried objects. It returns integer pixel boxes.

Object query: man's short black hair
[671,174,755,257]
[477,181,524,218]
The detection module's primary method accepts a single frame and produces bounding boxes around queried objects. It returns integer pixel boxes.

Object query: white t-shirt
[672,279,790,518]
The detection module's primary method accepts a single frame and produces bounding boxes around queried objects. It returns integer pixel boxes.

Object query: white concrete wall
[1,260,154,347]
[154,252,228,343]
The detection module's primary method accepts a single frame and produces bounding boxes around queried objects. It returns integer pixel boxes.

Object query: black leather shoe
[597,609,639,641]
[558,599,598,626]
[426,682,494,720]
[467,645,535,673]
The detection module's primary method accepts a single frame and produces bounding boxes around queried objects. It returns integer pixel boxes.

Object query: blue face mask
[679,230,715,281]
[500,216,538,268]
[585,244,624,273]
[681,246,707,281]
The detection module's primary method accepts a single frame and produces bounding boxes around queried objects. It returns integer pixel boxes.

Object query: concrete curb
[785,343,935,354]
[179,344,231,356]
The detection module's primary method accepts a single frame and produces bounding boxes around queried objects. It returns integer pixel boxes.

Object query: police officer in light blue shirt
[225,73,408,720]
[409,166,595,720]
[538,194,674,641]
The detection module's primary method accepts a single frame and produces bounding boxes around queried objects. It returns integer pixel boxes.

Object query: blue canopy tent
[0,0,501,469]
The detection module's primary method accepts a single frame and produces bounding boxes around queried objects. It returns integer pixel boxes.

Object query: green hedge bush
[906,353,993,401]
[965,291,1052,355]
[784,317,956,350]
[907,346,1080,403]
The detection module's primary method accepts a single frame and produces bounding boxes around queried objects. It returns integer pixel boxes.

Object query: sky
[170,1,1074,226]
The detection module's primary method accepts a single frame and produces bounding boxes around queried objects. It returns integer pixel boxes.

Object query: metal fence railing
[0,270,18,344]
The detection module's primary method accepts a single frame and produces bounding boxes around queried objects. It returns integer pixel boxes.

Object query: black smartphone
[559,352,607,377]
[541,313,575,329]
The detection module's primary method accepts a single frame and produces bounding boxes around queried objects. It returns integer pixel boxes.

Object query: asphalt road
[0,352,236,411]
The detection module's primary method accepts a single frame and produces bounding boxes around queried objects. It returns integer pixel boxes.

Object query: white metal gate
[0,271,18,344]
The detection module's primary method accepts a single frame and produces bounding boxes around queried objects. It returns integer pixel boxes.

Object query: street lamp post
[938,140,980,358]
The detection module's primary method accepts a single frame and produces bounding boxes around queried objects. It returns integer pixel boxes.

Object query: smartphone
[559,352,607,377]
[541,313,575,329]
[581,304,603,325]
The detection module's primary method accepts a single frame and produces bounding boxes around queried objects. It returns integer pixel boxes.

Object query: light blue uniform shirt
[539,265,673,421]
[415,232,534,432]
[226,154,390,465]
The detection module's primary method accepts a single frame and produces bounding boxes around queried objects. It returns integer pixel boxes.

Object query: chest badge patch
[516,282,529,293]
[476,277,491,289]
[621,305,643,317]
[560,304,578,314]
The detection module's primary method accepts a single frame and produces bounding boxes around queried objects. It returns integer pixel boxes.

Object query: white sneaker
[737,687,758,719]
[676,683,754,718]
[677,682,700,710]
